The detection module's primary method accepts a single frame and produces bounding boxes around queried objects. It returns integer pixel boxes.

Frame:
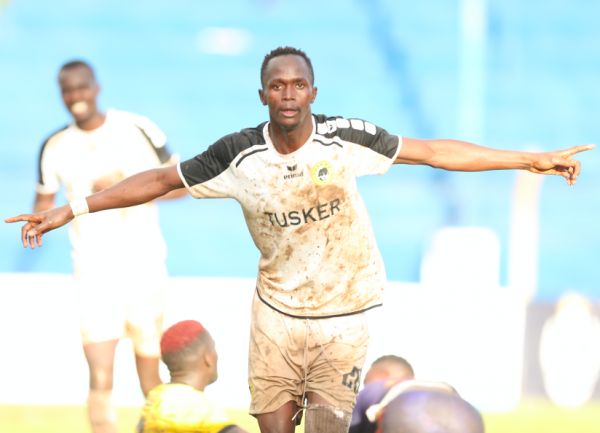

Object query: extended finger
[5,214,38,224]
[563,143,595,157]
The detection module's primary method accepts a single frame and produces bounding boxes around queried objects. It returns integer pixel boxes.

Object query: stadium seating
[0,0,598,300]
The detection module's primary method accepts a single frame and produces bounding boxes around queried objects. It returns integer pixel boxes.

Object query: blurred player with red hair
[137,320,248,433]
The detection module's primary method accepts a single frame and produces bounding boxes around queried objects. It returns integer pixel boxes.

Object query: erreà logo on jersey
[310,161,333,186]
[283,163,304,180]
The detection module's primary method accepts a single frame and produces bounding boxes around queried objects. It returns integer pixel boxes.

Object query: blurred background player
[33,59,185,433]
[362,355,415,385]
[6,47,594,433]
[351,355,415,433]
[137,319,249,433]
[373,388,484,433]
[352,354,482,433]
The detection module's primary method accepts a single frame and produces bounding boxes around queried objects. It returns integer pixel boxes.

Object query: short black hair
[372,355,414,375]
[260,46,314,87]
[58,59,96,79]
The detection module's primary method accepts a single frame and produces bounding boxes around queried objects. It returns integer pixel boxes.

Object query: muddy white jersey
[37,109,175,263]
[178,114,401,317]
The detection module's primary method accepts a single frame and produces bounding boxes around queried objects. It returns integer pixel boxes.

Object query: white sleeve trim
[35,183,59,195]
[393,135,403,161]
[176,163,192,191]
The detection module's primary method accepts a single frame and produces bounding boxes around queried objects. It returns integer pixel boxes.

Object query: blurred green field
[1,399,599,433]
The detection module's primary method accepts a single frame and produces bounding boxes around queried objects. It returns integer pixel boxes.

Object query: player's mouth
[280,108,299,118]
[70,101,89,115]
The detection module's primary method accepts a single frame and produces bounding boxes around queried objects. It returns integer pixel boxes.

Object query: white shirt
[179,114,401,317]
[37,109,174,264]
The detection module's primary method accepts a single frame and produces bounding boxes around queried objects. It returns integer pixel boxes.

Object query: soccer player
[373,388,484,433]
[137,320,249,433]
[362,355,415,386]
[350,355,416,433]
[30,60,185,433]
[351,358,485,433]
[6,46,594,433]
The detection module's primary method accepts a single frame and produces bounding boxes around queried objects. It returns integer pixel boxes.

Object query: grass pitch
[1,399,599,433]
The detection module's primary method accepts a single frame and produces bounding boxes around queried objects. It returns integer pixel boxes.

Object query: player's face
[259,54,317,132]
[58,66,100,125]
[363,365,385,385]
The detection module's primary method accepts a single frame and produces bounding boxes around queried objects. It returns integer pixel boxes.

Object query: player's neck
[75,112,106,131]
[169,372,209,391]
[269,117,313,155]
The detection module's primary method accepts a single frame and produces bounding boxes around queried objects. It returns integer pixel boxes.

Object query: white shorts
[74,256,167,357]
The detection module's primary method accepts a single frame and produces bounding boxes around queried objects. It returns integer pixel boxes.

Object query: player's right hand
[4,205,74,249]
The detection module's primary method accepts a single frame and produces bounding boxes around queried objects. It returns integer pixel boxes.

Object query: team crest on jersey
[310,161,333,186]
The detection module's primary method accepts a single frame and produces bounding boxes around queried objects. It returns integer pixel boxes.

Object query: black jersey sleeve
[314,114,401,176]
[180,130,259,186]
[338,120,398,159]
[36,125,68,193]
[314,114,399,158]
[180,137,235,187]
[179,126,266,198]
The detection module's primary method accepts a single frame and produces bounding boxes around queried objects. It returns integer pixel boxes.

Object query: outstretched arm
[85,165,184,211]
[395,138,594,185]
[5,165,184,249]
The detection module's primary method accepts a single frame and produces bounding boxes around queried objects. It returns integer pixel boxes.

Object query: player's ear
[204,349,217,369]
[258,89,267,106]
[310,86,317,104]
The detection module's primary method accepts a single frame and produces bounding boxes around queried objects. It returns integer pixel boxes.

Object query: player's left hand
[529,144,595,185]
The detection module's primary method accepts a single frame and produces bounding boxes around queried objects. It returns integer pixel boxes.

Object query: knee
[304,404,351,433]
[88,366,114,390]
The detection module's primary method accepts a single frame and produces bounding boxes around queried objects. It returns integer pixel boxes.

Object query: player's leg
[304,392,352,433]
[83,339,119,433]
[76,264,124,433]
[302,313,370,433]
[134,353,161,396]
[126,264,166,396]
[127,316,163,396]
[248,293,306,433]
[256,400,300,433]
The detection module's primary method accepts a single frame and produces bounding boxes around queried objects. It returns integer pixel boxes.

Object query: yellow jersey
[137,383,236,433]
